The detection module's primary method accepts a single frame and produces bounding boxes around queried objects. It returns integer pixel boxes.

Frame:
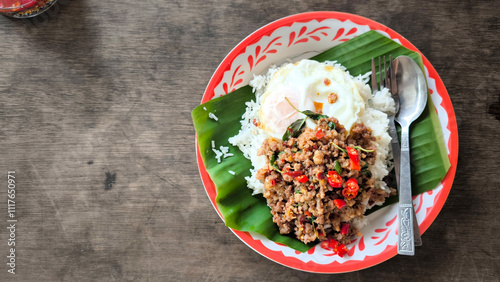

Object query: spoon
[393,56,428,256]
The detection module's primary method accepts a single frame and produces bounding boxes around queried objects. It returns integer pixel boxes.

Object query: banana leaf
[192,30,451,252]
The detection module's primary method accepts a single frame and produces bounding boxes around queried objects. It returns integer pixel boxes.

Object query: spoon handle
[398,125,415,255]
[389,116,423,247]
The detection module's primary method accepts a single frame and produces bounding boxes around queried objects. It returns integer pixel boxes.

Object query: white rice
[208,112,218,121]
[227,99,269,194]
[229,60,395,195]
[212,147,223,163]
[211,140,233,163]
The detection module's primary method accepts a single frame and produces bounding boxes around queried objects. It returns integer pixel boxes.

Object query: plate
[196,11,458,273]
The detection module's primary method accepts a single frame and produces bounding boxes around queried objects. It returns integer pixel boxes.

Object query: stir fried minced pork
[256,117,396,245]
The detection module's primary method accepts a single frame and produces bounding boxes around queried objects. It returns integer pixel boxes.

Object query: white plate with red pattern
[196,11,458,273]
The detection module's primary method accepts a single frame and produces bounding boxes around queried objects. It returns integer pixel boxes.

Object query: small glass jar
[0,0,58,18]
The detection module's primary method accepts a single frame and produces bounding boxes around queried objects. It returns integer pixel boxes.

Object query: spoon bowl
[395,56,428,127]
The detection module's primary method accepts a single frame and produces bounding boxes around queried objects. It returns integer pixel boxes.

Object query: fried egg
[258,60,366,139]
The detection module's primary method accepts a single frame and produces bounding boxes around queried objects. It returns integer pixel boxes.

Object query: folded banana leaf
[192,30,451,252]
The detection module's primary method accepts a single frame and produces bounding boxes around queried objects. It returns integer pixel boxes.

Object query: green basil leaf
[270,152,282,173]
[361,168,372,178]
[301,110,329,120]
[328,121,336,130]
[331,142,347,155]
[282,118,306,141]
[334,160,342,175]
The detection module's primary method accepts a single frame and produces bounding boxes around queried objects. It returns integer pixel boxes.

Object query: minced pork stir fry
[256,117,396,251]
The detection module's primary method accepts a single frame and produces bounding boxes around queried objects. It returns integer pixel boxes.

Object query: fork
[371,56,423,248]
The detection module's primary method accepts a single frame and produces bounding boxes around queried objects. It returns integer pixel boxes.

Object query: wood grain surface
[0,0,499,281]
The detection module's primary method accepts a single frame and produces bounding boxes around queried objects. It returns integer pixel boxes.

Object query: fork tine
[373,56,393,93]
[389,54,397,95]
[384,56,389,89]
[371,58,377,93]
[378,57,383,91]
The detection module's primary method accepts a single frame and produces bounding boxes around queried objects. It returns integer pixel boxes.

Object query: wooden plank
[0,0,498,280]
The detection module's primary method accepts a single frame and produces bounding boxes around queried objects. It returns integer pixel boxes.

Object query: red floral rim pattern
[196,11,458,273]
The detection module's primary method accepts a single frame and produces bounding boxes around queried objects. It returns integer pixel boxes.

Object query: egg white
[258,60,365,139]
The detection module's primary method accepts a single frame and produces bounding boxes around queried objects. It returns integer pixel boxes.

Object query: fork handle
[398,125,415,255]
[389,116,422,246]
[388,116,401,180]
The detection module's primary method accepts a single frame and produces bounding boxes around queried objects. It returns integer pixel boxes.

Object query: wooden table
[0,1,498,281]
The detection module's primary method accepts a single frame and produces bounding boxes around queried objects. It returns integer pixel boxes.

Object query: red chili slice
[329,238,340,249]
[340,223,350,236]
[336,244,348,258]
[320,240,330,249]
[346,147,360,171]
[343,178,359,200]
[297,175,309,183]
[316,129,325,139]
[327,171,343,188]
[324,238,349,257]
[333,199,346,209]
[304,211,312,217]
[284,170,303,177]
